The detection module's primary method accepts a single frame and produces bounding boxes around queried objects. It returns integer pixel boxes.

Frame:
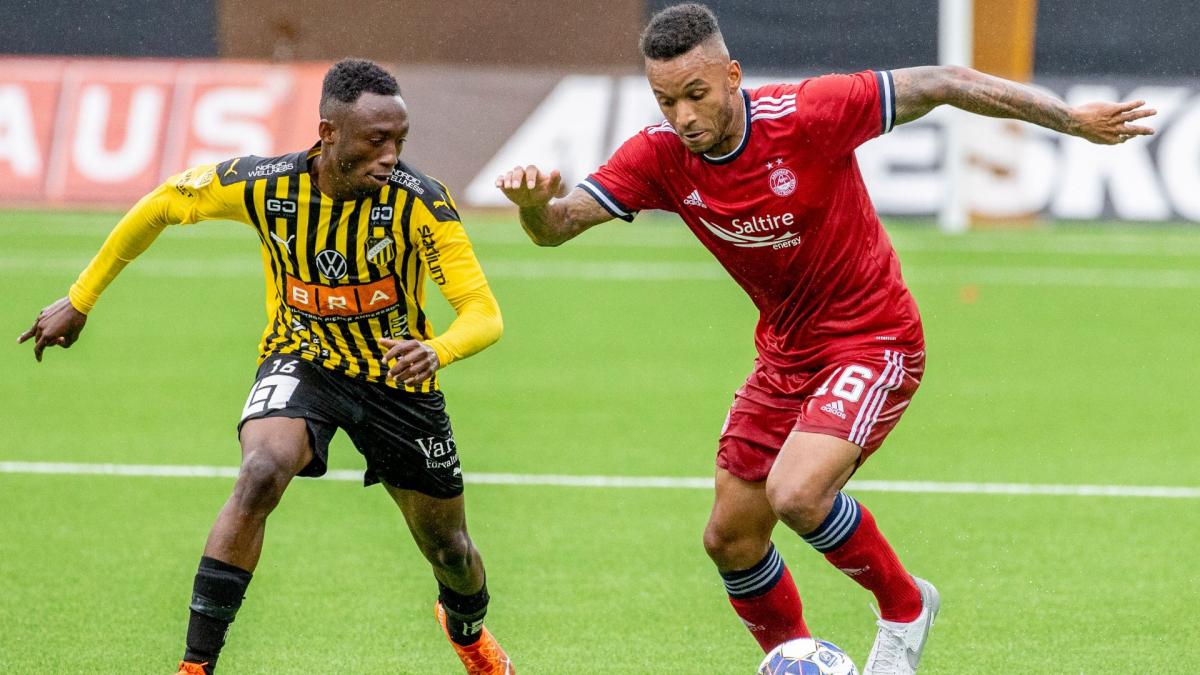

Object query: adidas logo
[820,399,847,419]
[683,189,707,208]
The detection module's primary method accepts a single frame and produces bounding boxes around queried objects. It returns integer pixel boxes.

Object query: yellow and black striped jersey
[69,144,501,392]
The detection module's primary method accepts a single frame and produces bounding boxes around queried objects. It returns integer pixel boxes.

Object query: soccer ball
[757,638,859,675]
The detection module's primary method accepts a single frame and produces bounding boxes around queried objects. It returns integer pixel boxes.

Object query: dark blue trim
[701,89,752,166]
[579,177,636,222]
[875,71,887,134]
[720,543,785,599]
[875,70,896,134]
[802,492,863,553]
[885,69,896,132]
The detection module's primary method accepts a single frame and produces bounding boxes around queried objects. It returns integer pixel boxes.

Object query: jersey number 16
[814,365,874,403]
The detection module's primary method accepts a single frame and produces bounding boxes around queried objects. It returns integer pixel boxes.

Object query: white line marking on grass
[485,260,726,281]
[459,225,1200,256]
[0,256,260,278]
[893,235,1200,258]
[0,222,251,240]
[847,480,1200,499]
[7,256,1200,289]
[2,462,1197,499]
[7,219,1200,257]
[0,462,242,478]
[460,227,1200,257]
[909,265,1200,289]
[465,472,713,489]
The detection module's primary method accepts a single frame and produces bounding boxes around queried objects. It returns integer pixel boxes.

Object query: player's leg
[179,355,338,675]
[703,468,810,652]
[712,376,818,653]
[350,385,511,673]
[386,487,487,629]
[203,416,313,568]
[767,431,937,674]
[774,349,937,673]
[179,416,313,674]
[766,431,922,622]
[386,485,512,674]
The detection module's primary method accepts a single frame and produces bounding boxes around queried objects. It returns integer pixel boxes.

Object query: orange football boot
[174,662,208,675]
[435,601,515,675]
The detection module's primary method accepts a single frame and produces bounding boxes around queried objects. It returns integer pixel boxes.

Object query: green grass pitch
[2,208,1198,673]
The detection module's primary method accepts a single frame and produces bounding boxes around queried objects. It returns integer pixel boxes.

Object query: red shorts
[717,348,925,482]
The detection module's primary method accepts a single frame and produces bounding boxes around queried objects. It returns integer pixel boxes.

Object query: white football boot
[862,576,939,675]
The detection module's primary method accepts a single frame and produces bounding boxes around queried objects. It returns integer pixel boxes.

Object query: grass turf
[1,209,1198,672]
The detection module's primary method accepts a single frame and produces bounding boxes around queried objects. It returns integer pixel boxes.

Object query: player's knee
[232,449,294,514]
[424,530,474,573]
[702,522,761,569]
[701,525,738,565]
[767,483,835,533]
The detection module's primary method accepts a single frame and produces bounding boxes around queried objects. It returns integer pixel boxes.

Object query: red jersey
[582,70,922,373]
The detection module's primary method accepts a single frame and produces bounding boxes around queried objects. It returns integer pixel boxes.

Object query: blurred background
[3,0,1199,224]
[3,2,1198,673]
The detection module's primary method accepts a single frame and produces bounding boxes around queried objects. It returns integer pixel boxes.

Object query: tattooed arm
[891,65,1156,145]
[494,166,614,246]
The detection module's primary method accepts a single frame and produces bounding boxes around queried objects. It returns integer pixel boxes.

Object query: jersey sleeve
[580,130,669,222]
[414,186,503,367]
[163,164,252,225]
[794,70,897,157]
[67,164,250,313]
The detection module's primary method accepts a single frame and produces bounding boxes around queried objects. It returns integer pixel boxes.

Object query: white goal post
[938,0,973,233]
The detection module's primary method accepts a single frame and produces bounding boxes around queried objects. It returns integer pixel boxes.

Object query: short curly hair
[319,58,400,118]
[639,3,722,60]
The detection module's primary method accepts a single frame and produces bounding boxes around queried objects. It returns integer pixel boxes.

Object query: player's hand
[494,165,567,208]
[379,338,440,386]
[1069,100,1156,145]
[17,297,88,362]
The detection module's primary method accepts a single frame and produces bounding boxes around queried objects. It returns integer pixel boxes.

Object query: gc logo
[266,198,297,216]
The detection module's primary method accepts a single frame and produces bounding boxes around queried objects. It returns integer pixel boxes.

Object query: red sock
[822,503,921,622]
[722,545,810,653]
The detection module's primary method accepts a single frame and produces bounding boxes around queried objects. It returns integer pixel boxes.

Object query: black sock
[183,556,253,674]
[438,580,490,646]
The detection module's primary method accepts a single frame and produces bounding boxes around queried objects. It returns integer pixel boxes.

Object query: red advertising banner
[0,59,66,202]
[44,60,177,202]
[0,57,324,206]
[3,57,1197,221]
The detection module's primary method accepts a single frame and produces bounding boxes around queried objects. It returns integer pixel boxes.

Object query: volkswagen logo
[315,249,348,280]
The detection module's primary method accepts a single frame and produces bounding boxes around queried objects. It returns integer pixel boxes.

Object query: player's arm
[17,185,178,361]
[891,65,1156,144]
[382,284,502,386]
[16,297,87,363]
[495,165,614,246]
[382,205,503,386]
[17,165,240,361]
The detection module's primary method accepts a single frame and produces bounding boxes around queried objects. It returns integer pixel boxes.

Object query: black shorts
[237,354,463,498]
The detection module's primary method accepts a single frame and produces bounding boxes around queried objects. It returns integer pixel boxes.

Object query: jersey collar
[701,89,751,165]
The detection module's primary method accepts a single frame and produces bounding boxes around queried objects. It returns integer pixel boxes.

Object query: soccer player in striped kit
[495,4,1154,673]
[21,59,514,675]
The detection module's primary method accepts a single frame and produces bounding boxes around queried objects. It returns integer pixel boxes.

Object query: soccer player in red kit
[496,4,1155,673]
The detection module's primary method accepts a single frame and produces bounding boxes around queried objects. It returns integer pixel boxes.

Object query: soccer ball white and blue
[757,638,859,675]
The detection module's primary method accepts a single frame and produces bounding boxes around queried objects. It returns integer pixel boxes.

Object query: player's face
[322,92,409,198]
[646,45,742,155]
